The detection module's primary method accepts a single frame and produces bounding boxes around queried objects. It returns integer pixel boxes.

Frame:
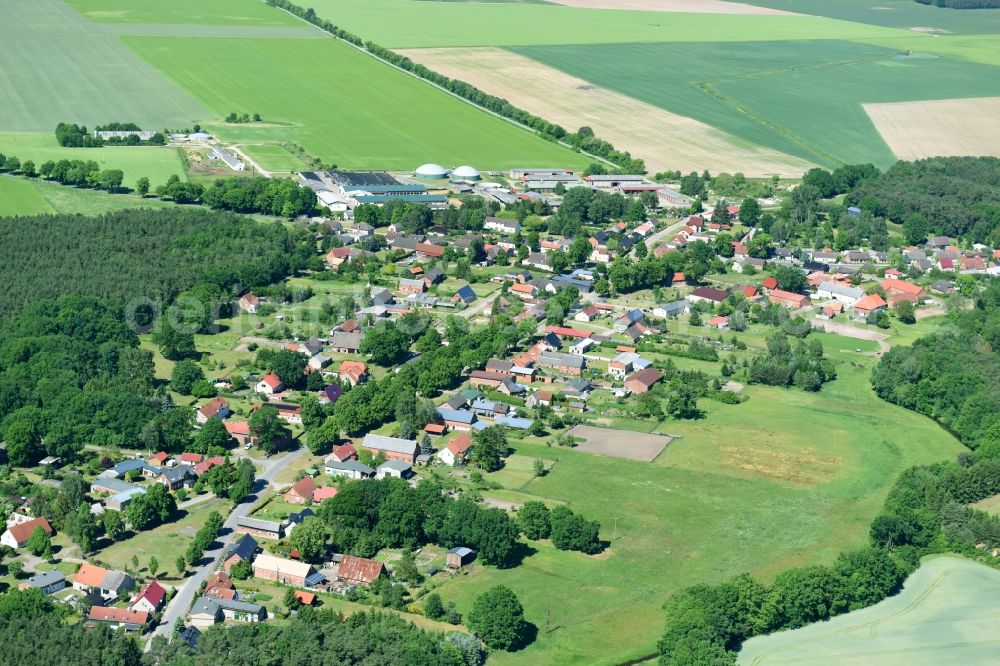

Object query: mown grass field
[0,134,188,186]
[0,0,205,133]
[238,143,313,173]
[124,36,589,170]
[738,555,1000,665]
[429,332,963,666]
[514,40,1000,167]
[305,0,910,47]
[0,176,55,216]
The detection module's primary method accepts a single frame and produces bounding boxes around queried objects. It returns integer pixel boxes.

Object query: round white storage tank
[415,163,448,179]
[452,165,481,181]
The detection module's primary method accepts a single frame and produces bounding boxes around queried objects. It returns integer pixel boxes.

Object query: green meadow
[0,174,176,218]
[0,134,187,186]
[0,0,205,132]
[304,0,911,47]
[430,333,963,666]
[124,36,589,170]
[514,40,1000,167]
[739,555,1000,665]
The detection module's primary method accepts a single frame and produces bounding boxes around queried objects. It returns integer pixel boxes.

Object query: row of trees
[265,0,643,172]
[0,154,124,192]
[55,122,165,147]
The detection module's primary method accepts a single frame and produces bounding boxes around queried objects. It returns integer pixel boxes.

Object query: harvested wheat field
[548,0,794,14]
[398,47,814,177]
[865,97,1000,161]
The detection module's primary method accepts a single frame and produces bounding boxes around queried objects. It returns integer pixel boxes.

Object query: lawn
[513,40,1000,167]
[0,175,54,216]
[94,497,231,579]
[0,0,205,133]
[304,0,910,47]
[428,343,963,666]
[124,36,589,170]
[738,555,1000,665]
[63,0,302,25]
[0,134,188,186]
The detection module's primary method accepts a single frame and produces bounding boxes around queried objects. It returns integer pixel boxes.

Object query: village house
[708,315,729,330]
[881,279,927,305]
[87,607,149,632]
[437,433,472,467]
[510,283,537,299]
[437,407,477,432]
[129,580,167,614]
[255,373,284,396]
[362,434,419,464]
[337,555,384,586]
[687,287,729,305]
[469,369,507,390]
[196,397,230,425]
[190,596,266,628]
[1,516,52,549]
[484,216,521,234]
[238,293,261,314]
[234,517,283,540]
[338,360,368,386]
[399,278,426,295]
[575,305,600,323]
[625,368,662,394]
[283,477,318,505]
[614,308,644,333]
[538,351,586,376]
[376,460,414,480]
[254,553,320,587]
[768,289,810,309]
[525,390,553,409]
[225,421,259,448]
[325,443,357,464]
[223,534,259,574]
[853,293,888,321]
[452,284,477,306]
[653,301,688,318]
[325,459,375,480]
[816,281,865,306]
[330,331,363,354]
[73,563,134,601]
[313,486,338,502]
[18,570,66,595]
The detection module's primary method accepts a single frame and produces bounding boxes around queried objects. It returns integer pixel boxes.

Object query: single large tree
[467,585,528,651]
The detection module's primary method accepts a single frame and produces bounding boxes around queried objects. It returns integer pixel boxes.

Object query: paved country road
[146,446,307,649]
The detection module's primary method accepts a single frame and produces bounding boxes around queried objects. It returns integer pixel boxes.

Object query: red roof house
[283,477,317,505]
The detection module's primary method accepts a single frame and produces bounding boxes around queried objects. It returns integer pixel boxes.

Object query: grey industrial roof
[236,517,282,532]
[362,434,418,454]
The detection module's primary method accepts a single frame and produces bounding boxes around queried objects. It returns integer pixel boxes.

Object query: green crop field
[743,0,1000,35]
[0,0,205,133]
[513,40,1000,167]
[739,555,1000,665]
[305,0,910,47]
[0,176,55,216]
[124,36,589,170]
[238,143,314,173]
[62,0,302,25]
[429,337,963,666]
[0,134,187,187]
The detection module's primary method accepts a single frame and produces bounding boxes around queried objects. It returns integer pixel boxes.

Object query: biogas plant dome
[414,163,448,179]
[452,165,481,181]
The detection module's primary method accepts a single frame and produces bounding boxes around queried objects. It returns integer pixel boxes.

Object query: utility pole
[546,607,552,634]
[613,517,618,541]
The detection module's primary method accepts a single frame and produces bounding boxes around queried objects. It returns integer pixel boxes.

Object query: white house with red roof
[255,373,283,396]
[238,293,261,314]
[196,398,230,425]
[129,580,167,614]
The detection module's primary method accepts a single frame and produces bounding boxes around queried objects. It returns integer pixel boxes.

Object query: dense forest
[0,589,474,666]
[872,280,1000,451]
[0,208,316,316]
[844,157,1000,244]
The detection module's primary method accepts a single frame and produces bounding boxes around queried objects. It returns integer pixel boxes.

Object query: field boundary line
[267,2,619,170]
